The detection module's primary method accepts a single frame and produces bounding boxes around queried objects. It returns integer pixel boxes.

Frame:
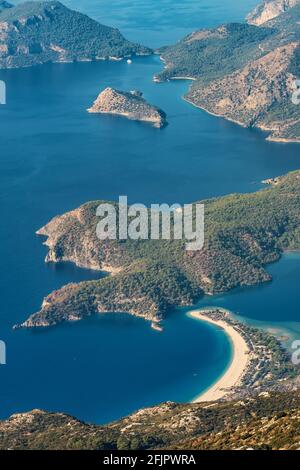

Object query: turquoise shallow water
[0,0,299,424]
[196,252,300,350]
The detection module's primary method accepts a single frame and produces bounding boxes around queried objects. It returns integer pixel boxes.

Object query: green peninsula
[16,170,300,328]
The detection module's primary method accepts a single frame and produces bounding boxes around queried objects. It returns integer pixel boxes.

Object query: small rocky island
[88,88,167,128]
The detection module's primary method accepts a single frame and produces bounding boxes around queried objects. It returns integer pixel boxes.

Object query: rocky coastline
[88,88,167,128]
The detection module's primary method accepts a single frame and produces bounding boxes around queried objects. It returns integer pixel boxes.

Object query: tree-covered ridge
[156,4,300,82]
[156,23,275,82]
[156,3,300,142]
[1,390,300,449]
[0,1,151,68]
[16,170,300,328]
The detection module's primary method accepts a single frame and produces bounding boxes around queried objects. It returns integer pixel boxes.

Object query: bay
[0,0,299,424]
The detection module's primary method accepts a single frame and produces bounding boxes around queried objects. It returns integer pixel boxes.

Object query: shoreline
[183,96,300,144]
[153,56,300,145]
[189,309,250,402]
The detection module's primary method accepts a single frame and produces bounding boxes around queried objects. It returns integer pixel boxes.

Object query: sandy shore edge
[189,310,250,402]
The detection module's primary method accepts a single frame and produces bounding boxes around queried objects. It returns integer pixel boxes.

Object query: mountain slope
[186,42,300,142]
[0,1,151,68]
[0,390,300,449]
[247,0,300,26]
[156,23,275,83]
[156,2,300,142]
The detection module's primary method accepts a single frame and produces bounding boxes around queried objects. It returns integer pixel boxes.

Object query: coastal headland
[15,170,300,330]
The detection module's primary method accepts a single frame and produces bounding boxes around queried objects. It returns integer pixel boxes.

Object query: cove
[195,252,300,350]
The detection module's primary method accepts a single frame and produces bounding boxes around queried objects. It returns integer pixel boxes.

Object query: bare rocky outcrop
[186,42,300,142]
[88,88,167,128]
[36,204,125,272]
[247,0,300,26]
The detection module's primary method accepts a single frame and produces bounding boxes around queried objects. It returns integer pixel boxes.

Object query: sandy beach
[189,310,250,402]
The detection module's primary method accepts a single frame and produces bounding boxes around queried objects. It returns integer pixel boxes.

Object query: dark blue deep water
[0,0,300,424]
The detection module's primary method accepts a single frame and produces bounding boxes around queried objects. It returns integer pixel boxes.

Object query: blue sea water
[0,0,300,424]
[13,0,260,48]
[196,252,300,348]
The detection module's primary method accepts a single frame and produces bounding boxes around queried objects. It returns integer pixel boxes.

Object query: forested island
[15,170,300,329]
[0,1,151,68]
[155,0,300,142]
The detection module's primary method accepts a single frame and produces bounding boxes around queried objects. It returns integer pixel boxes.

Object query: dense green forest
[157,23,274,82]
[0,1,151,68]
[18,170,300,328]
[156,4,300,82]
[155,2,300,142]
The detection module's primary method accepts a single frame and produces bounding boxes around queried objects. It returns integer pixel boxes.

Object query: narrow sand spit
[189,310,250,402]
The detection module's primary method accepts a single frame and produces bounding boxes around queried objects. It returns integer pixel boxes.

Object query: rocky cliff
[247,0,300,25]
[88,88,167,128]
